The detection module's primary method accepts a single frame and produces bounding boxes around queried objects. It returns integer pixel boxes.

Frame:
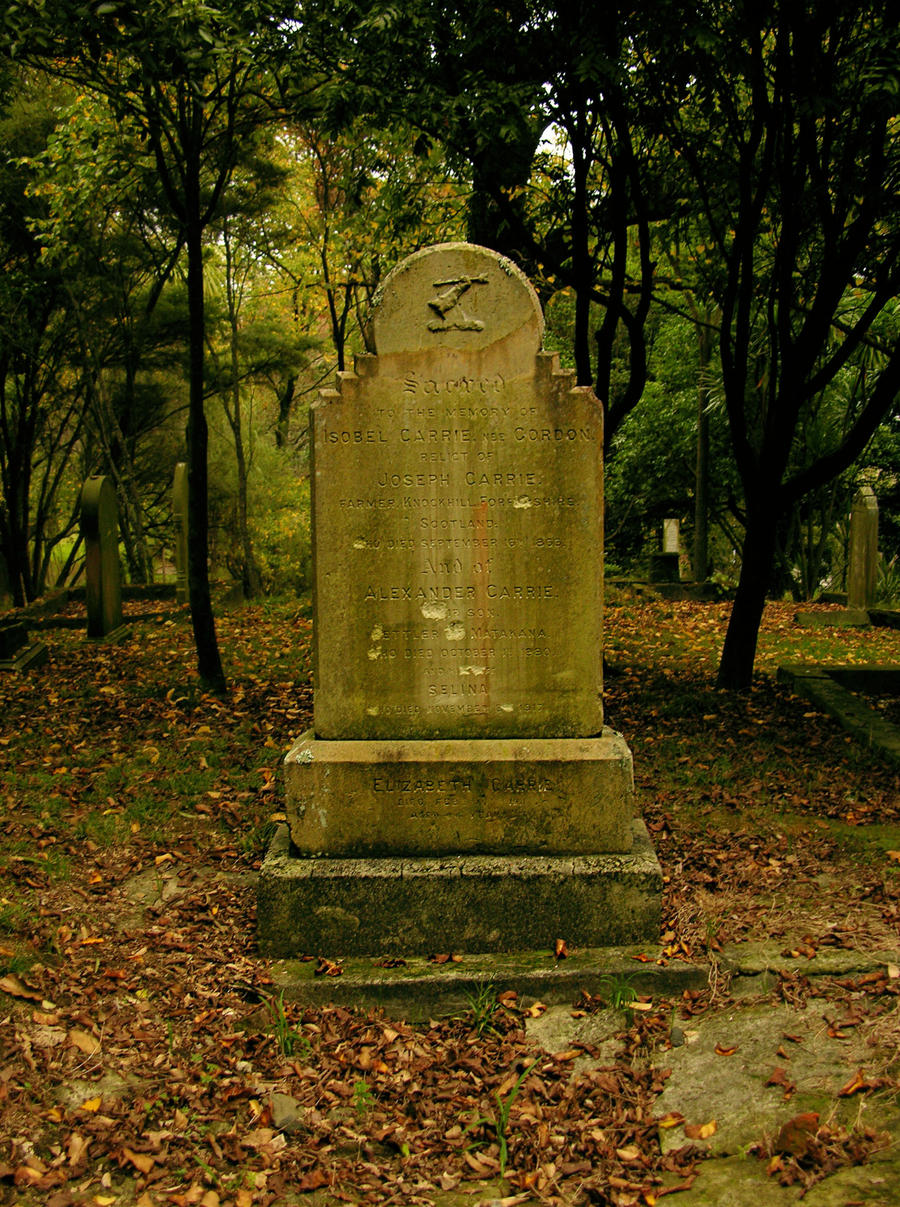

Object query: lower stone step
[257,819,662,958]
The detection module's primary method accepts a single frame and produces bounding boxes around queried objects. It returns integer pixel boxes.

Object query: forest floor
[0,595,898,1206]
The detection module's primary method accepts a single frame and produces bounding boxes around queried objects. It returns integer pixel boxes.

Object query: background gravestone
[650,520,680,584]
[847,486,878,610]
[663,518,680,555]
[172,462,189,605]
[259,243,661,957]
[79,475,124,638]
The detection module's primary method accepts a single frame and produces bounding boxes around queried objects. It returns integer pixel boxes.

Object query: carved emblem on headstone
[426,275,488,332]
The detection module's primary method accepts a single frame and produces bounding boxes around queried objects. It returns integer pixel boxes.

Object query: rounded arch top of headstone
[371,242,543,361]
[79,474,118,541]
[854,484,879,511]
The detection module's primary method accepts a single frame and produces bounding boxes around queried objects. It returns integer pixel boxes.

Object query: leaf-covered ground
[0,596,898,1206]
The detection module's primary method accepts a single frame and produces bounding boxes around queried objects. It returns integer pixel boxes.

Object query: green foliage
[466,1059,537,1177]
[352,1079,376,1119]
[463,980,502,1038]
[596,973,638,1020]
[264,990,309,1059]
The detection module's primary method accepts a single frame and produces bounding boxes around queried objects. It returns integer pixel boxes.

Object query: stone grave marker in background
[0,620,47,672]
[848,486,878,610]
[79,475,124,639]
[172,462,189,605]
[650,519,680,584]
[258,242,661,957]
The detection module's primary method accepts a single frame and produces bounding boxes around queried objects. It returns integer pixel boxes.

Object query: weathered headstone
[848,486,878,610]
[663,518,680,555]
[259,243,661,957]
[79,475,124,638]
[172,462,189,605]
[649,518,681,583]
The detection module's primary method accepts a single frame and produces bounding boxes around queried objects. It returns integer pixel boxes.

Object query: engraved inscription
[313,250,602,739]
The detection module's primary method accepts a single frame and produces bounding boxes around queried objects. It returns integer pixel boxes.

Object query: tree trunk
[224,221,262,599]
[275,375,295,450]
[570,113,593,387]
[694,323,712,581]
[716,504,779,689]
[185,177,226,694]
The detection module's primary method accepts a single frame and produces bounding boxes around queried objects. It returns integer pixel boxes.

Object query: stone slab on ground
[651,1002,889,1157]
[0,640,48,672]
[269,943,706,1021]
[794,608,871,628]
[284,727,634,856]
[778,663,900,767]
[257,819,663,958]
[518,942,900,1207]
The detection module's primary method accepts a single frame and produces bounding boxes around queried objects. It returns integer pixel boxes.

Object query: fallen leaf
[0,973,43,1001]
[683,1120,717,1140]
[616,1144,642,1161]
[714,1043,738,1056]
[765,1066,796,1098]
[121,1146,154,1175]
[295,1168,329,1191]
[67,1133,89,1167]
[657,1112,685,1129]
[838,1069,871,1097]
[69,1029,100,1055]
[774,1112,819,1156]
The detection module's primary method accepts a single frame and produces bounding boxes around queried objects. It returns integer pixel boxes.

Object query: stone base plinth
[284,729,634,856]
[257,820,662,958]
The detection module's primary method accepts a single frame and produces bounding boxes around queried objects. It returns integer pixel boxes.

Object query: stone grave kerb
[79,475,124,639]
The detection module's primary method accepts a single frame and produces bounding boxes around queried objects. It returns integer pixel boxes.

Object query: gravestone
[172,462,189,604]
[79,475,124,638]
[663,518,680,555]
[258,243,661,957]
[848,486,878,610]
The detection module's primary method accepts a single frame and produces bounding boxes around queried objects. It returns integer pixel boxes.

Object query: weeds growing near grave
[264,989,308,1058]
[463,979,502,1037]
[352,1079,376,1119]
[597,972,639,1013]
[466,1059,538,1176]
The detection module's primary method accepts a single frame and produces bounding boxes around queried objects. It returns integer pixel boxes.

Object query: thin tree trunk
[223,219,261,599]
[185,170,226,694]
[694,323,712,581]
